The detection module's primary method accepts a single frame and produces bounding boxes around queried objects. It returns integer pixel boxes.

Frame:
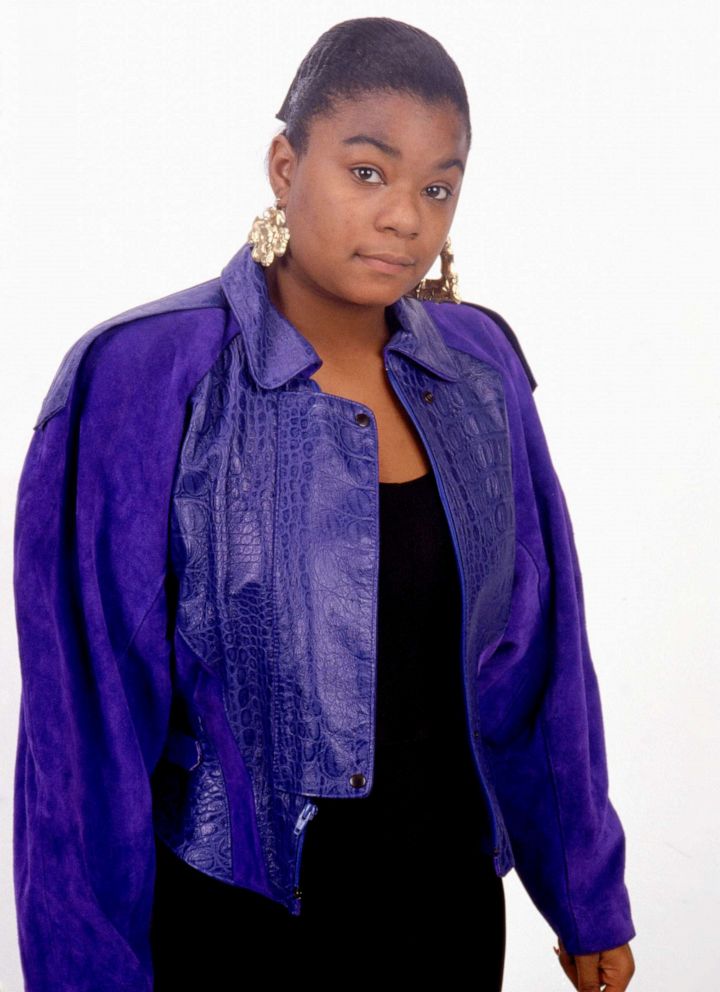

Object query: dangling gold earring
[412,237,461,303]
[247,196,291,267]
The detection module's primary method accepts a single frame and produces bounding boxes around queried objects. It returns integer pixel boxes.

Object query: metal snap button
[349,772,367,789]
[355,412,370,427]
[422,390,434,403]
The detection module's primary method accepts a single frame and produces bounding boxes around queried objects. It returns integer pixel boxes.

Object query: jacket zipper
[383,360,503,861]
[292,800,319,901]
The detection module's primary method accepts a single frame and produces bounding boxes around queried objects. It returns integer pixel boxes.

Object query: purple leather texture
[13,241,635,989]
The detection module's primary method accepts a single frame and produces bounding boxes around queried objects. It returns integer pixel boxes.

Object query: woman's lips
[356,254,412,275]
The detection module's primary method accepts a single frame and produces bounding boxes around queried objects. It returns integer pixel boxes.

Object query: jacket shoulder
[458,300,538,393]
[423,297,538,394]
[33,277,227,430]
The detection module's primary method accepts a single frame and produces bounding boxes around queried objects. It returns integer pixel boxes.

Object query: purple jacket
[13,241,636,989]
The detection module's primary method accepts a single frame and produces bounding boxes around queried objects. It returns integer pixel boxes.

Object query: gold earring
[247,197,290,267]
[412,237,461,303]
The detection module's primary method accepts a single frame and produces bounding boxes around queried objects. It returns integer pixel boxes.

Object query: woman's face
[268,91,469,307]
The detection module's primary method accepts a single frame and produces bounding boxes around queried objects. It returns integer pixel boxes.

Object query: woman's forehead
[310,94,468,154]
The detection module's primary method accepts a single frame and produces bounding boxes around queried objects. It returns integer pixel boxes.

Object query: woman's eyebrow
[341,133,465,175]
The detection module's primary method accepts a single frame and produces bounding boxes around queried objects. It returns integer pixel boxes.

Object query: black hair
[273,17,471,161]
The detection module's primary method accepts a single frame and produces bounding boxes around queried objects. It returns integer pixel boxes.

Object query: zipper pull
[293,800,319,835]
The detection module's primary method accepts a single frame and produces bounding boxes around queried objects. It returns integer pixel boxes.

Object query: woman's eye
[426,185,453,202]
[351,166,383,184]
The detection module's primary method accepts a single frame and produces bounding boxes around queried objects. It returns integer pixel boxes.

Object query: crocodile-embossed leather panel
[383,347,517,870]
[272,390,379,797]
[168,335,320,904]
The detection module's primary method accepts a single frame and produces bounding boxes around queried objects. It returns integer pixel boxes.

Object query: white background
[2,1,719,988]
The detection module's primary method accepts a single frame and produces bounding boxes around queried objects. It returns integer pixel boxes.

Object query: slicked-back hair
[273,17,472,161]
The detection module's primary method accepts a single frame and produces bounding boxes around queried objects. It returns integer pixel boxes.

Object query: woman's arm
[475,314,637,958]
[12,324,179,991]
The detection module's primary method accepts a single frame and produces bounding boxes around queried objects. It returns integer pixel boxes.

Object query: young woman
[12,17,636,991]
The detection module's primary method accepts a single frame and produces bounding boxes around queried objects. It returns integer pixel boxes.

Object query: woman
[12,17,636,992]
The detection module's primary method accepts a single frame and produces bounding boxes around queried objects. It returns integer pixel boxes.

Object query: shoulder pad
[459,300,538,393]
[33,277,225,430]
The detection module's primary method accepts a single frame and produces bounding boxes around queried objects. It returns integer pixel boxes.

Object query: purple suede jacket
[13,241,636,989]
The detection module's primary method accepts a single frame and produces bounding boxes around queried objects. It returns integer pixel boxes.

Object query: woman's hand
[553,936,635,990]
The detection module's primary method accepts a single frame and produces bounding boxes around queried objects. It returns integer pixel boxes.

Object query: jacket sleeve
[476,319,637,957]
[12,326,177,990]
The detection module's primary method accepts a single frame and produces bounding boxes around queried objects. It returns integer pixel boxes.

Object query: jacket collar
[220,242,460,389]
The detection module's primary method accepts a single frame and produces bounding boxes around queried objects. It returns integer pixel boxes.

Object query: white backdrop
[2,1,719,988]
